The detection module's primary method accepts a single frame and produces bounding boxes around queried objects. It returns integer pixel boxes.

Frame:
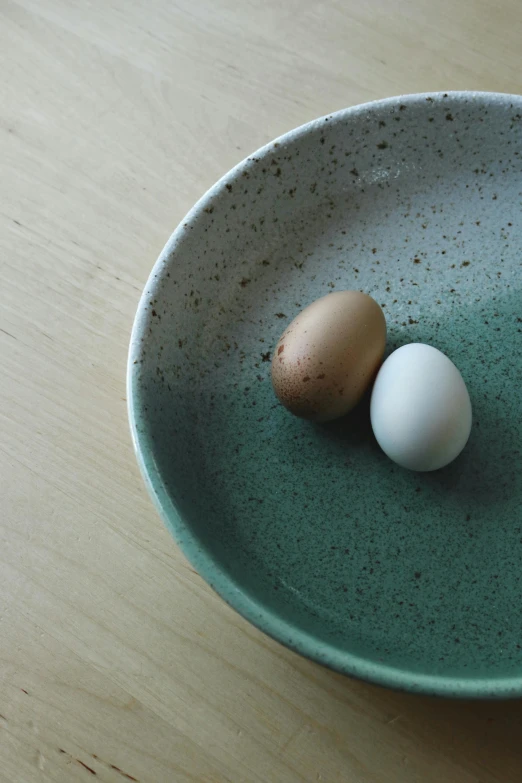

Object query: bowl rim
[128,90,522,699]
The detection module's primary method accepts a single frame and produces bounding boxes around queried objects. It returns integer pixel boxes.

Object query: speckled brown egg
[271,290,386,421]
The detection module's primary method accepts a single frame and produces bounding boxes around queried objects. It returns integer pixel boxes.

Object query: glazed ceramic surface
[128,92,522,697]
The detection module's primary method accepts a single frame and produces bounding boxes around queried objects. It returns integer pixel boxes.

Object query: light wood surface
[2,1,522,781]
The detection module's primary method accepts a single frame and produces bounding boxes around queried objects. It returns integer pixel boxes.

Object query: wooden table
[1,1,522,780]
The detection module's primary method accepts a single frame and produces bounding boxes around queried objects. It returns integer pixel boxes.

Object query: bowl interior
[129,93,522,696]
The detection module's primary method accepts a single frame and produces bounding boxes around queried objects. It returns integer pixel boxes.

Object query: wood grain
[1,1,522,780]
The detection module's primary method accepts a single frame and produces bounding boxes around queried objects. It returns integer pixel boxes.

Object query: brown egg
[271,291,386,421]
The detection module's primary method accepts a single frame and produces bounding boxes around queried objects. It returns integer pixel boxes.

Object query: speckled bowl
[128,92,522,698]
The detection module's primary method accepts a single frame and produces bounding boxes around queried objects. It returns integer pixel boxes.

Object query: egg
[271,290,386,421]
[370,343,472,472]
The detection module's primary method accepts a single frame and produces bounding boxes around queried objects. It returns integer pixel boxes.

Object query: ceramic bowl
[128,92,522,697]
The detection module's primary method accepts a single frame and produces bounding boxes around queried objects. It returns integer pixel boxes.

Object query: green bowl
[128,92,522,698]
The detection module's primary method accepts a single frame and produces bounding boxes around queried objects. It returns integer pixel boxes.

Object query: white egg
[370,343,472,472]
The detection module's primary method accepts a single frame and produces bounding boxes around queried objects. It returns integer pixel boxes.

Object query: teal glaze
[128,92,522,698]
